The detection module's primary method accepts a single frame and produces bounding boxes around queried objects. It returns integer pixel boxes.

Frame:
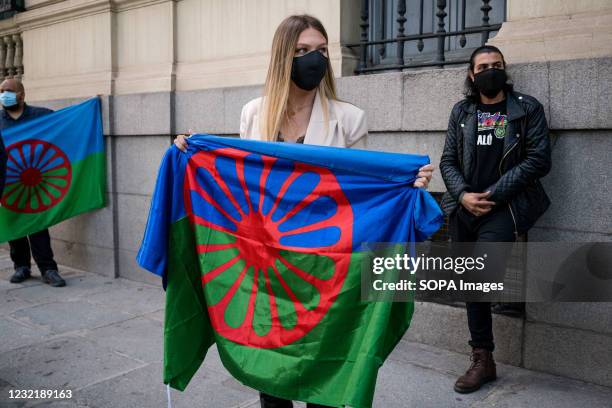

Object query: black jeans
[260,392,332,408]
[450,206,516,352]
[9,229,58,273]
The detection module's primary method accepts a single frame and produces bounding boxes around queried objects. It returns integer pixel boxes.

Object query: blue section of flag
[2,97,103,163]
[137,134,444,284]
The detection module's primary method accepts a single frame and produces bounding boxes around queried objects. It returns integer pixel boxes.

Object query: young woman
[175,14,434,407]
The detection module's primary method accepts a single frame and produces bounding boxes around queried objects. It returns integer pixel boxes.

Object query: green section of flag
[164,217,215,391]
[0,152,106,242]
[164,218,414,408]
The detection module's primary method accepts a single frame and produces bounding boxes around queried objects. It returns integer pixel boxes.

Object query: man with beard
[440,45,551,393]
[0,78,66,287]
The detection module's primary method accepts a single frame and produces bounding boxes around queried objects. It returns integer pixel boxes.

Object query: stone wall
[30,57,612,387]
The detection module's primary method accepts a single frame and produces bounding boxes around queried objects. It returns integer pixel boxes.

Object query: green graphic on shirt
[494,126,506,138]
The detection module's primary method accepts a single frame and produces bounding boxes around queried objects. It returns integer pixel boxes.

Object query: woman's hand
[174,129,193,152]
[413,164,435,189]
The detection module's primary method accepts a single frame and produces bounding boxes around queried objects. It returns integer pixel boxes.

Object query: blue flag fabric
[137,134,443,283]
[0,97,105,242]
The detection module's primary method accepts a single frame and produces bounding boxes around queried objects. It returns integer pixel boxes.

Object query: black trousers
[260,392,332,408]
[450,206,516,352]
[9,229,58,273]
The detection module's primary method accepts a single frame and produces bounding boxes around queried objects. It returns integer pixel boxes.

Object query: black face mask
[291,50,328,91]
[473,68,507,98]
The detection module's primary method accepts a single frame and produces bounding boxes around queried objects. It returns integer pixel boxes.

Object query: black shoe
[10,267,31,283]
[42,270,66,287]
[491,302,525,318]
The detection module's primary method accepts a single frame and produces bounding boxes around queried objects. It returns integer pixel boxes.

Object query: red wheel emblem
[2,139,72,213]
[184,148,353,348]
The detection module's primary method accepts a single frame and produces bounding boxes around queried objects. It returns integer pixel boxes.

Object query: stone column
[0,35,6,79]
[488,0,612,63]
[13,34,23,78]
[4,35,14,77]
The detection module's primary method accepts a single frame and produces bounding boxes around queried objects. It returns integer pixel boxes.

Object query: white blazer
[239,91,368,148]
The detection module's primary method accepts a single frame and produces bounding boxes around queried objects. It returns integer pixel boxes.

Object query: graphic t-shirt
[470,99,507,193]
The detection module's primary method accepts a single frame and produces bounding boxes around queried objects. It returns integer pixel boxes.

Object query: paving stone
[83,317,163,364]
[470,369,612,408]
[0,295,34,316]
[7,274,116,305]
[143,309,164,323]
[201,344,233,377]
[84,280,164,316]
[75,362,258,408]
[388,340,483,377]
[0,336,144,391]
[28,401,85,408]
[0,377,27,407]
[0,256,13,269]
[374,358,488,408]
[10,300,134,334]
[0,317,52,354]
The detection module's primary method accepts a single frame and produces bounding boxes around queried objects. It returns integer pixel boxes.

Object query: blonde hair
[260,15,337,141]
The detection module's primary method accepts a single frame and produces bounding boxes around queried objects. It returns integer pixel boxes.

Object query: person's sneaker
[454,348,497,393]
[42,270,66,287]
[9,267,31,283]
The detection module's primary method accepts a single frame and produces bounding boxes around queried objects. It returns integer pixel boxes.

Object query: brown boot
[454,348,497,393]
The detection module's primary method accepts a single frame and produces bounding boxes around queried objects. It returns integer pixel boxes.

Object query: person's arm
[485,101,552,203]
[345,108,368,148]
[239,103,249,140]
[440,104,470,201]
[0,133,6,198]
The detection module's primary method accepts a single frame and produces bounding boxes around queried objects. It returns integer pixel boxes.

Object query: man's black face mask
[473,68,508,98]
[291,50,328,91]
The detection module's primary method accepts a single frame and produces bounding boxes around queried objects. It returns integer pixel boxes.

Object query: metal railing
[0,32,23,79]
[345,0,506,74]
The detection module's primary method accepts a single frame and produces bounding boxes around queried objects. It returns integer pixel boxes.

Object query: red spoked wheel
[2,139,72,213]
[184,148,353,348]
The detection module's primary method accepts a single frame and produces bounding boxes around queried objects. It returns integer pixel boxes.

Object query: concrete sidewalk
[1,249,611,408]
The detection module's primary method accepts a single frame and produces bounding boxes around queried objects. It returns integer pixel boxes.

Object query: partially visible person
[440,45,551,394]
[0,78,66,287]
[0,129,5,197]
[175,14,434,408]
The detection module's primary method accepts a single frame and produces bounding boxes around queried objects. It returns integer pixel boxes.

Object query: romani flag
[137,135,443,408]
[0,98,105,242]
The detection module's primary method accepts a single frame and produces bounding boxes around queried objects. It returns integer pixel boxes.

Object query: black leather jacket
[0,134,5,197]
[440,91,552,235]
